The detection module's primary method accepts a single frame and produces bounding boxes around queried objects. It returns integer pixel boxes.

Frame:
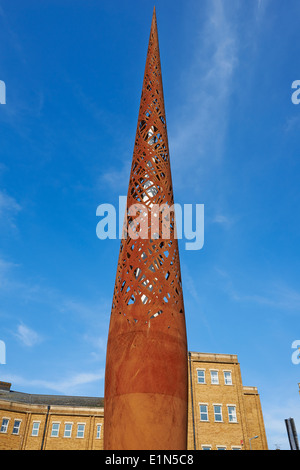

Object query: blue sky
[0,0,300,450]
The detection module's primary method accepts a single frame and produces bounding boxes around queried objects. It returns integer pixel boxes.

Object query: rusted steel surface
[104,8,188,450]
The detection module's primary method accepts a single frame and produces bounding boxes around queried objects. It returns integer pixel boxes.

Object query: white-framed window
[51,422,60,437]
[31,421,40,436]
[96,423,102,439]
[0,418,9,433]
[224,371,232,385]
[201,445,212,450]
[64,423,73,438]
[12,419,21,435]
[210,370,219,384]
[228,405,237,423]
[216,446,227,450]
[76,423,86,438]
[231,446,242,450]
[199,404,208,421]
[197,369,205,384]
[213,405,223,422]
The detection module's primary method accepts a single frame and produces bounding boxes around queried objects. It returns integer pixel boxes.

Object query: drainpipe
[41,405,50,450]
[188,352,197,450]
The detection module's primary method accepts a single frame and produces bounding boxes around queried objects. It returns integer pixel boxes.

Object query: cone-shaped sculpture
[104,8,188,450]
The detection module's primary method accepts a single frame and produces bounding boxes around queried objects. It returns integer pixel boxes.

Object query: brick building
[188,352,268,450]
[0,352,268,450]
[0,380,104,450]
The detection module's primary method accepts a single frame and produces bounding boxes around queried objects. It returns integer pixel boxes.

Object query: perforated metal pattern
[110,10,185,330]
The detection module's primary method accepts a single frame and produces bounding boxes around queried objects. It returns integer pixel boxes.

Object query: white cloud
[216,268,300,312]
[41,371,104,395]
[169,0,239,191]
[83,333,107,361]
[256,0,269,21]
[99,158,131,193]
[284,116,300,133]
[1,370,104,396]
[0,190,21,215]
[212,214,235,228]
[0,257,17,273]
[14,323,42,347]
[59,297,110,325]
[0,257,19,290]
[233,283,300,312]
[0,190,21,229]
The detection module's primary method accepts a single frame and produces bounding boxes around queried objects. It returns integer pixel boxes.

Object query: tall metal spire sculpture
[104,7,188,450]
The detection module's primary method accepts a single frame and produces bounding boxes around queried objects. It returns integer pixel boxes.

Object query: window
[210,370,219,384]
[228,405,237,423]
[197,369,205,384]
[96,424,102,439]
[12,420,21,435]
[199,404,208,421]
[224,371,232,385]
[64,423,73,438]
[214,405,223,422]
[231,446,242,450]
[217,446,227,450]
[201,445,212,450]
[51,422,60,437]
[77,423,85,438]
[0,418,9,433]
[31,422,40,436]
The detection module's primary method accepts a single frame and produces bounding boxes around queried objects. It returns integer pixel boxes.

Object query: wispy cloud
[14,322,43,347]
[0,190,21,228]
[211,213,235,228]
[83,333,107,361]
[1,370,104,396]
[216,268,300,312]
[284,115,300,133]
[0,256,19,290]
[170,0,239,190]
[231,282,300,312]
[255,0,269,22]
[0,254,109,319]
[98,158,131,194]
[59,297,110,326]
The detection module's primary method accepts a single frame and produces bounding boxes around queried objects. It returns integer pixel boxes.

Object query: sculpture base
[104,392,187,450]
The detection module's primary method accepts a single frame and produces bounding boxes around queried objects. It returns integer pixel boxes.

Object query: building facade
[188,352,268,450]
[0,352,268,450]
[0,381,104,450]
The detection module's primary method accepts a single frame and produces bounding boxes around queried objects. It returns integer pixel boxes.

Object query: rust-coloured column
[104,8,188,450]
